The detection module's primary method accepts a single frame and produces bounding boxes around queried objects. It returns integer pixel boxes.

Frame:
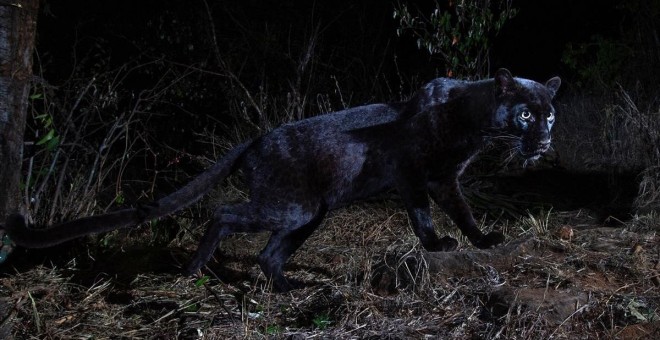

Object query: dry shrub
[23,63,193,227]
[554,85,660,213]
[636,166,660,212]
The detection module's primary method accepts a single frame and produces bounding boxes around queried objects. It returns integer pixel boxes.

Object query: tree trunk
[0,0,39,219]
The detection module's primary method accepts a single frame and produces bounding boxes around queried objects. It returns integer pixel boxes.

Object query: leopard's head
[492,68,561,160]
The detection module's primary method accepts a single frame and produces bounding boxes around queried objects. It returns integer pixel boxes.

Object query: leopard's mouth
[518,147,548,160]
[518,140,551,160]
[523,152,543,161]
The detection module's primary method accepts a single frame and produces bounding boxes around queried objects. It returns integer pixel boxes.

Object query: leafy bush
[393,0,517,78]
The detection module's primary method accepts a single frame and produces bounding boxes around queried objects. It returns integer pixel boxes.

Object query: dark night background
[35,0,630,85]
[2,1,659,338]
[32,0,639,102]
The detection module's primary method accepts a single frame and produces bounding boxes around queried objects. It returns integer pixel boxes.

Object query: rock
[486,287,590,324]
[423,237,536,278]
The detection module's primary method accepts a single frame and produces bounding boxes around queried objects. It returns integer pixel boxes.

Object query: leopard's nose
[538,139,551,150]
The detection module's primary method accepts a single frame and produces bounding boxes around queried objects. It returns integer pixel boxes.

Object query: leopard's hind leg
[185,200,327,292]
[257,203,327,292]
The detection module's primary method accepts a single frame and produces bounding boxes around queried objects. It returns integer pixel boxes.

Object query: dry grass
[554,86,660,214]
[1,202,659,339]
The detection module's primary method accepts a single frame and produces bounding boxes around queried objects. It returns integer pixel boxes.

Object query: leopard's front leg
[396,173,458,252]
[428,179,504,248]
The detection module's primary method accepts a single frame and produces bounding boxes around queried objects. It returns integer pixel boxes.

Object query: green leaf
[29,93,43,100]
[36,129,55,146]
[2,234,12,246]
[46,136,60,151]
[183,303,200,312]
[115,192,125,205]
[312,314,331,330]
[266,325,281,335]
[195,276,210,287]
[627,299,655,322]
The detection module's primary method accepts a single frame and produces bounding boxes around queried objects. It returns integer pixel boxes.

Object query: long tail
[3,140,253,248]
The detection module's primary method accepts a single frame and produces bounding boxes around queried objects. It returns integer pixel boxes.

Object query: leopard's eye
[548,111,555,122]
[520,110,532,120]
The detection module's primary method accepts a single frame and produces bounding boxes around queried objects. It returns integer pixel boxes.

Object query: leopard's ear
[495,68,515,96]
[545,76,561,98]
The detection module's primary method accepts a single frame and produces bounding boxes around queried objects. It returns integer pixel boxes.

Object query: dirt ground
[1,201,659,339]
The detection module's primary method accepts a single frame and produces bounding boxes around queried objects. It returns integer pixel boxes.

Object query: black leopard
[3,68,561,292]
